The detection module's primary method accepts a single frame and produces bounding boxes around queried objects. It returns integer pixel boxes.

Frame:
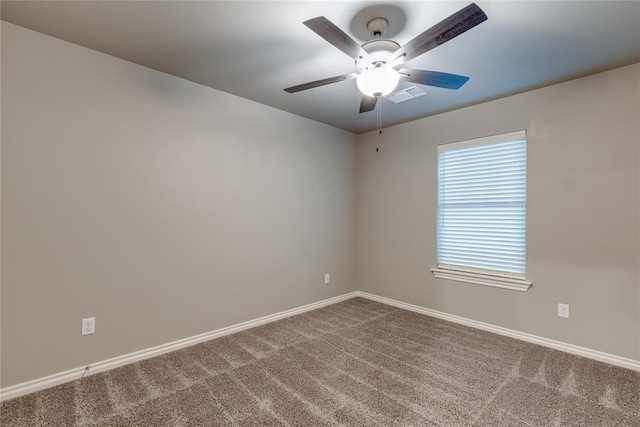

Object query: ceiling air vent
[387,86,426,104]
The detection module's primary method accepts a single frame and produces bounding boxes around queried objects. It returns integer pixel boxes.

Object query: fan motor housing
[356,39,401,71]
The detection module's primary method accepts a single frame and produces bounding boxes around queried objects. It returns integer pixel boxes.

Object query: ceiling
[2,1,639,134]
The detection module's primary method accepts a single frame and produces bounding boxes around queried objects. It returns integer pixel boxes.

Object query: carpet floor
[2,297,639,426]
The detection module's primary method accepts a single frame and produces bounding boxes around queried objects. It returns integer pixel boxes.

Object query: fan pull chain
[376,96,382,152]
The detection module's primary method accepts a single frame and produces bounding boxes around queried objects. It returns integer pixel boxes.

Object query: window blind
[437,130,527,278]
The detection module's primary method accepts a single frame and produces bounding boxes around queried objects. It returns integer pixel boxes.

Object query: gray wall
[2,19,639,390]
[1,22,357,388]
[357,63,640,360]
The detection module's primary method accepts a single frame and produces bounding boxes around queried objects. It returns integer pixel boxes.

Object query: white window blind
[436,130,527,280]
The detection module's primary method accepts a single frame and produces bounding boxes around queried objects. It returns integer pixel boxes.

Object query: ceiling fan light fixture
[356,67,400,97]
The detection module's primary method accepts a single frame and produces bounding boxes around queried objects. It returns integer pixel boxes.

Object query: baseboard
[0,291,358,402]
[3,290,638,402]
[356,291,640,372]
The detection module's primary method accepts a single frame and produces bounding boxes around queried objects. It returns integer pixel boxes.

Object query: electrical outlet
[82,317,95,335]
[324,273,330,284]
[557,303,569,319]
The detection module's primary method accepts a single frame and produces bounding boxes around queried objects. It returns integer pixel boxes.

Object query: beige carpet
[2,297,639,426]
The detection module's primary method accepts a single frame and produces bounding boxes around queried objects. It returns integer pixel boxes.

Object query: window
[431,130,531,291]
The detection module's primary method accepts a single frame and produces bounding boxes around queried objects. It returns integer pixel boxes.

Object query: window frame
[431,130,532,292]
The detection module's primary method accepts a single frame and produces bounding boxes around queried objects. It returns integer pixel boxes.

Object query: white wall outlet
[324,273,330,284]
[82,317,95,335]
[557,303,569,319]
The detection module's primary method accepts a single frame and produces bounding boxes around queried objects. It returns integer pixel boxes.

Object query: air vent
[387,86,426,104]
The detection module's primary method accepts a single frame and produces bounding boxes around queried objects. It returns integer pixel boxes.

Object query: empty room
[1,1,639,425]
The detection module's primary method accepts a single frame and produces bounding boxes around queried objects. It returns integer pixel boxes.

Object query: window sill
[431,267,532,292]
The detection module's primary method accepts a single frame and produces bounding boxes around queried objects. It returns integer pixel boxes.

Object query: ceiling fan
[284,3,488,113]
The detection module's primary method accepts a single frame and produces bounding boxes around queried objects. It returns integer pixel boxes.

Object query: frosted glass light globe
[356,67,400,97]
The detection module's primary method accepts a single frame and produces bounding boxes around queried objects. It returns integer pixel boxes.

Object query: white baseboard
[3,290,638,402]
[0,292,358,402]
[356,291,640,372]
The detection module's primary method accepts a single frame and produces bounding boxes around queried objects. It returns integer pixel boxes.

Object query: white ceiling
[2,1,639,134]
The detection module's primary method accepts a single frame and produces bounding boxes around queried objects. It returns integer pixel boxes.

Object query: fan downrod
[366,18,389,37]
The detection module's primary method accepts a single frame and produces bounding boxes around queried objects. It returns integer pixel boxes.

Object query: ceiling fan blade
[389,3,487,64]
[400,69,470,89]
[284,73,357,93]
[304,16,369,60]
[359,96,378,113]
